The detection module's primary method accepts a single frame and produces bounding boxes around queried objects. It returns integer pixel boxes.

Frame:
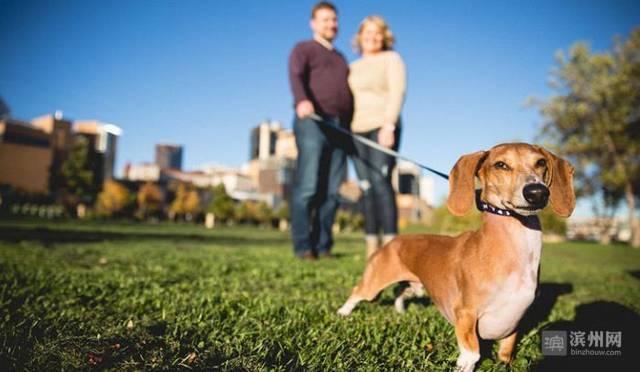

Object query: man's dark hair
[311,1,337,19]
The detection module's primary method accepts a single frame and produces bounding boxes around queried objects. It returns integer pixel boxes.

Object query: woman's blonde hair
[352,15,395,54]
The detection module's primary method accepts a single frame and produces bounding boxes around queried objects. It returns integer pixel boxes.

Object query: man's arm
[288,44,314,118]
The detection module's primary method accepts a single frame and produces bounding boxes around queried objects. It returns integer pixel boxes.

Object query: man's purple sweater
[288,40,353,123]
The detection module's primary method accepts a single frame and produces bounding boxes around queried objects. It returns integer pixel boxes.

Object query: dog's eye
[536,158,547,168]
[494,161,510,170]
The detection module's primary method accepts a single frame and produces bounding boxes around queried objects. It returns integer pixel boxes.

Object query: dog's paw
[455,349,480,372]
[337,305,352,316]
[394,297,406,314]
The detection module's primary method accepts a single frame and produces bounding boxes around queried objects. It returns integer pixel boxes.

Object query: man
[288,1,353,260]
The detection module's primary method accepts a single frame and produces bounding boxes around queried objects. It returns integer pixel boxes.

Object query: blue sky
[1,0,638,216]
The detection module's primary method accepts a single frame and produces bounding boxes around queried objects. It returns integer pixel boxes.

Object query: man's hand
[296,100,314,119]
[378,125,395,148]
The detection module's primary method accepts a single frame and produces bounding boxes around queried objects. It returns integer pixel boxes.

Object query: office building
[75,120,122,184]
[0,112,121,195]
[155,144,183,170]
[0,118,52,193]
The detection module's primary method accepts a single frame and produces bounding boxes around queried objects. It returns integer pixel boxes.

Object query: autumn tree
[233,200,271,225]
[96,180,131,217]
[531,28,640,247]
[170,183,201,220]
[136,182,163,220]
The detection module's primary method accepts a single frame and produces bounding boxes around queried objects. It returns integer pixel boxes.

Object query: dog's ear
[538,147,576,217]
[447,151,486,216]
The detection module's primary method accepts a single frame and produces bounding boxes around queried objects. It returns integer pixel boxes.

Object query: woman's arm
[383,52,407,127]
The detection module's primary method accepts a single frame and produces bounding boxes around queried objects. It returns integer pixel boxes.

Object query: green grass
[0,219,639,370]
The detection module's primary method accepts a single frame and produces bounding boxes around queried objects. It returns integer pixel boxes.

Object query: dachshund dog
[337,143,575,371]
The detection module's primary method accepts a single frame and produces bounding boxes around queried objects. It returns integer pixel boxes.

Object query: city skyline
[1,0,639,217]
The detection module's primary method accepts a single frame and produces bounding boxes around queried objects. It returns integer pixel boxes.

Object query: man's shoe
[318,251,336,259]
[298,251,317,261]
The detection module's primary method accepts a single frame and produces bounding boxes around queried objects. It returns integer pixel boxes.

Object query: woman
[349,15,407,259]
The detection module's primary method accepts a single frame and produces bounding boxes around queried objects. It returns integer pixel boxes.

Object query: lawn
[0,219,639,371]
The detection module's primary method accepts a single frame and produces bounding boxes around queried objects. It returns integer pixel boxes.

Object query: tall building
[32,112,73,192]
[245,120,297,207]
[250,120,281,160]
[75,120,122,185]
[155,144,183,170]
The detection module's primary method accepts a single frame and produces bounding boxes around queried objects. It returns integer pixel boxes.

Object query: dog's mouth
[504,201,546,215]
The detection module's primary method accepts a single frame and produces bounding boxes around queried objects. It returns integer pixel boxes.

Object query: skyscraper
[74,119,123,186]
[249,120,280,160]
[155,144,183,170]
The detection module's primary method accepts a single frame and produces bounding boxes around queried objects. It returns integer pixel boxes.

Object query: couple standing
[288,2,406,260]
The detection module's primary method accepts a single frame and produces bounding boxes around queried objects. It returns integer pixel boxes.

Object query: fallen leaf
[126,319,134,330]
[186,352,197,364]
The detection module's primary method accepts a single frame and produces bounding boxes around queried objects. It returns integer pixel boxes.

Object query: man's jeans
[291,116,347,256]
[351,126,401,235]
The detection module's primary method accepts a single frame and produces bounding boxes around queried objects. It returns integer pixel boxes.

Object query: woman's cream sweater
[348,50,406,133]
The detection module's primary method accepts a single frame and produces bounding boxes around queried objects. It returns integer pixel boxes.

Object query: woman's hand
[378,125,395,148]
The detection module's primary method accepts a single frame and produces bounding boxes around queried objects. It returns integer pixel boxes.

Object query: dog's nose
[523,183,550,207]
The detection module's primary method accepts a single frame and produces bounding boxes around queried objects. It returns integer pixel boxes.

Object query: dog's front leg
[454,309,480,372]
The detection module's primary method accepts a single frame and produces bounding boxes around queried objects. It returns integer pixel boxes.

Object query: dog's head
[447,143,575,217]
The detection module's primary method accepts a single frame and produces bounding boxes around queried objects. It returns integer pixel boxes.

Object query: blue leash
[309,113,450,180]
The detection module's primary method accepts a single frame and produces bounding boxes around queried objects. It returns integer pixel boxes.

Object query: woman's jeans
[290,116,348,256]
[352,126,401,236]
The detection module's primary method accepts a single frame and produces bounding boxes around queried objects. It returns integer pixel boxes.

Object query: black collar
[475,190,541,230]
[475,190,518,217]
[476,199,517,217]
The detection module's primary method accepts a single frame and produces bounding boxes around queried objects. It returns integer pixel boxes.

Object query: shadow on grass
[520,283,574,334]
[533,301,640,371]
[0,225,290,248]
[628,270,640,280]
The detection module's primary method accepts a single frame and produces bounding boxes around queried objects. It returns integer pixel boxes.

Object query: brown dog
[337,143,575,371]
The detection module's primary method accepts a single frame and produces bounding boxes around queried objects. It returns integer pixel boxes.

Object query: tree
[96,180,131,217]
[136,182,163,220]
[531,28,640,247]
[170,183,201,220]
[233,200,269,225]
[207,184,235,223]
[275,201,290,220]
[538,208,568,236]
[59,136,96,211]
[233,201,252,224]
[255,201,273,225]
